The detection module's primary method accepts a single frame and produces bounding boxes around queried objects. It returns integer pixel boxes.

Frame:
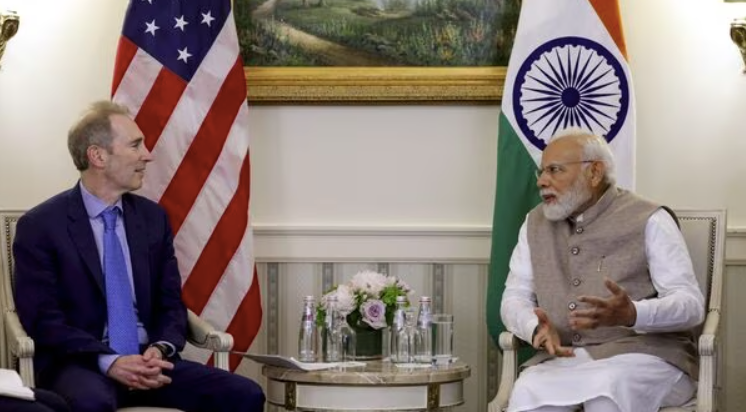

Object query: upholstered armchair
[488,209,726,412]
[0,210,234,412]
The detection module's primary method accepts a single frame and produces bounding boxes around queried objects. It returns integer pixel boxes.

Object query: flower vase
[353,327,383,360]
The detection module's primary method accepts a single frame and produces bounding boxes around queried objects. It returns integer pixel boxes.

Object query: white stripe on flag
[173,103,250,281]
[137,14,241,203]
[112,49,162,117]
[200,229,255,331]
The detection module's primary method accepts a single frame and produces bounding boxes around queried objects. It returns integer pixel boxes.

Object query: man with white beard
[500,130,705,412]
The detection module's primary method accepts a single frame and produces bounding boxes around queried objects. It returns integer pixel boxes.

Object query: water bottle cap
[419,296,431,302]
[395,296,407,303]
[303,295,315,302]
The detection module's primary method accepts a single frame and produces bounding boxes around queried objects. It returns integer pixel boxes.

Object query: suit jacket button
[572,278,581,287]
[573,333,582,342]
[575,227,584,234]
[571,247,580,255]
[568,302,577,310]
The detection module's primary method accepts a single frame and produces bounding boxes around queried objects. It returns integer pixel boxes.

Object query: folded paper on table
[236,353,365,371]
[0,369,34,400]
[393,363,433,369]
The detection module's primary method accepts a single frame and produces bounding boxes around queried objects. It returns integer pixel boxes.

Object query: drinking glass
[431,313,453,366]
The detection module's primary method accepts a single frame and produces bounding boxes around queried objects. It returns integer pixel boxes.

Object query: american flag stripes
[112,0,261,370]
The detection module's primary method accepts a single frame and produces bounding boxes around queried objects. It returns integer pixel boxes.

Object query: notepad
[236,353,365,371]
[0,369,34,401]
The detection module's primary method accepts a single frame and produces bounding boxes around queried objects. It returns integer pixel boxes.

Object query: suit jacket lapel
[122,194,151,319]
[67,184,105,295]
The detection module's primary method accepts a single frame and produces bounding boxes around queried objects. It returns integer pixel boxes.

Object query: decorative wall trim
[433,264,445,314]
[267,263,280,355]
[254,224,491,263]
[726,228,746,265]
[254,225,746,264]
[322,263,334,294]
[377,263,390,276]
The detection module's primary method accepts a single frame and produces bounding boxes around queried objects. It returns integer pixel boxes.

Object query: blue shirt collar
[79,181,123,219]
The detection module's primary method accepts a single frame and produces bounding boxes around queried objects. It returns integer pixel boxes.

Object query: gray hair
[67,101,130,171]
[550,128,617,186]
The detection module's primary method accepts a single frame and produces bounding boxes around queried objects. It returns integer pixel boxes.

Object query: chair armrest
[488,331,521,412]
[4,310,35,387]
[186,310,233,371]
[696,310,720,412]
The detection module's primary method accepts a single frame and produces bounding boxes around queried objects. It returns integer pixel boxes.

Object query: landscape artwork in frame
[235,0,521,102]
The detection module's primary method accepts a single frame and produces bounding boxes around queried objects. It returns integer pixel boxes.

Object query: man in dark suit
[13,101,265,412]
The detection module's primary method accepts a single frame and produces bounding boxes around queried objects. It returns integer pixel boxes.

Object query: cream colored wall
[2,0,746,410]
[625,0,746,224]
[2,0,746,226]
[2,0,746,227]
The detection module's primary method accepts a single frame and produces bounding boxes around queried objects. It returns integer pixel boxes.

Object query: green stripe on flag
[486,112,542,344]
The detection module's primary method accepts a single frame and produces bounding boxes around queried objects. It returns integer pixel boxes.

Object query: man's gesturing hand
[570,278,637,330]
[533,307,574,357]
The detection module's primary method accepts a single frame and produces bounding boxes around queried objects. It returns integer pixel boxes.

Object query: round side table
[263,360,471,411]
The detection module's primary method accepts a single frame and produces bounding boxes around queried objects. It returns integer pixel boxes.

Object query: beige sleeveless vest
[525,186,697,377]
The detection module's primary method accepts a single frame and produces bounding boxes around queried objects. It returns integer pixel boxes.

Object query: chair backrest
[0,210,23,370]
[671,209,726,411]
[674,209,726,317]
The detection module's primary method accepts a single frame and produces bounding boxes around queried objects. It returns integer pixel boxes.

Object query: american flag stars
[145,20,159,36]
[177,47,192,63]
[201,11,215,27]
[136,7,218,69]
[174,15,189,31]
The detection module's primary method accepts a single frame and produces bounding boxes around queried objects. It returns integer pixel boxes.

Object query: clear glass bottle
[390,296,411,363]
[298,295,318,362]
[337,313,357,363]
[322,295,341,362]
[414,296,433,363]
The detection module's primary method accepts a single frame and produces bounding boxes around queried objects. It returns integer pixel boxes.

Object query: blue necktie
[101,207,139,355]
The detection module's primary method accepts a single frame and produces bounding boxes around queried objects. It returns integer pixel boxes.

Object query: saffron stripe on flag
[588,0,627,58]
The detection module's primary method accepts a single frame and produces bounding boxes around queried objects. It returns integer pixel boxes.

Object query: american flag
[111,0,261,371]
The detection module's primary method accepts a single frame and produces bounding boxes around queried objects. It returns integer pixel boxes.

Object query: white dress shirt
[501,208,705,344]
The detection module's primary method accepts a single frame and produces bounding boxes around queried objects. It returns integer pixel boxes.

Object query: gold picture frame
[245,66,506,104]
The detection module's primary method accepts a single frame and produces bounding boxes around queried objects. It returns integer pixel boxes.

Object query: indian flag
[486,0,636,344]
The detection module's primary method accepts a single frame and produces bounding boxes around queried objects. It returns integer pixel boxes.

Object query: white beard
[541,175,593,221]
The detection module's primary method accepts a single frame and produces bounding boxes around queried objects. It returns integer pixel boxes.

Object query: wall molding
[726,228,746,265]
[253,224,492,263]
[254,224,746,265]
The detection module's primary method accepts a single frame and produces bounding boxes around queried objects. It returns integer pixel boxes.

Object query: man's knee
[32,389,71,412]
[220,374,265,410]
[44,367,117,412]
[65,394,117,412]
[584,396,621,412]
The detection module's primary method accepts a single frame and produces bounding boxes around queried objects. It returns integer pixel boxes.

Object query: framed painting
[236,0,520,103]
